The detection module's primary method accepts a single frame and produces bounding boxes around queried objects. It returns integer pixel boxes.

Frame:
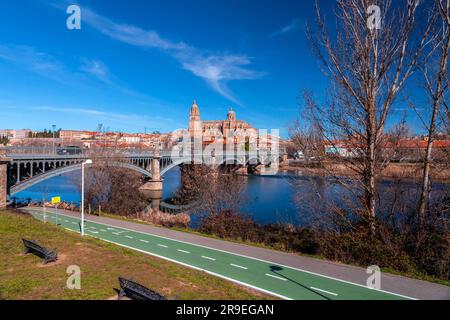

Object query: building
[60,130,97,140]
[188,100,257,145]
[0,129,32,139]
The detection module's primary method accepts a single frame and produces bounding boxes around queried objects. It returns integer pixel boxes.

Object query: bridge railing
[4,146,160,156]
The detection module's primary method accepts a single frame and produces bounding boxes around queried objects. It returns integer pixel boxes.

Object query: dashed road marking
[158,244,168,248]
[139,239,149,243]
[112,232,120,235]
[125,235,133,239]
[71,222,77,225]
[310,287,338,296]
[230,263,248,270]
[265,273,287,281]
[88,230,99,234]
[177,249,190,254]
[100,229,106,232]
[201,256,216,261]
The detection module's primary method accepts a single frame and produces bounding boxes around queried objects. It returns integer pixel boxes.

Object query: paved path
[23,207,449,300]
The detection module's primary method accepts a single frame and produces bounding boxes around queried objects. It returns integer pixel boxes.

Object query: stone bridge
[0,147,285,209]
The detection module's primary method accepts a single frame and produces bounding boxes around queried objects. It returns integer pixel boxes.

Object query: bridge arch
[160,157,191,176]
[10,161,153,196]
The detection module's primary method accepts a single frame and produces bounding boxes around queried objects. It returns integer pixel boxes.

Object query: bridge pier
[140,156,163,191]
[0,149,11,209]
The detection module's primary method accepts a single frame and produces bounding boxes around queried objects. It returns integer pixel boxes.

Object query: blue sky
[0,0,425,136]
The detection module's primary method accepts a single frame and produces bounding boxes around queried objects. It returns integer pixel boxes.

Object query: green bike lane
[26,208,410,300]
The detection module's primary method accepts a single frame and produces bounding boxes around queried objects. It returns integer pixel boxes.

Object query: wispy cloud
[271,19,300,37]
[29,106,133,120]
[26,105,180,130]
[0,44,166,104]
[80,59,109,82]
[50,3,264,105]
[177,51,264,105]
[0,44,71,84]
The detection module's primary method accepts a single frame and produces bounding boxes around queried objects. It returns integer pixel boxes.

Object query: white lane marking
[125,235,133,239]
[201,256,216,261]
[71,222,77,225]
[100,229,106,232]
[310,287,338,296]
[88,230,99,234]
[230,263,248,270]
[25,208,415,300]
[177,249,190,254]
[265,273,287,281]
[139,239,149,243]
[107,228,117,231]
[112,232,120,235]
[158,244,168,248]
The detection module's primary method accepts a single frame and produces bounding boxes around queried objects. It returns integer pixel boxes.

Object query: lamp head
[84,159,93,164]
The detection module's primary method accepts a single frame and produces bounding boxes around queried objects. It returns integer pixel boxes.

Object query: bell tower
[189,100,202,137]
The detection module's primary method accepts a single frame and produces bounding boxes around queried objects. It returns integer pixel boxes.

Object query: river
[13,167,448,227]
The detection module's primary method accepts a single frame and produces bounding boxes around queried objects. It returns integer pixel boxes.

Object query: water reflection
[14,167,448,227]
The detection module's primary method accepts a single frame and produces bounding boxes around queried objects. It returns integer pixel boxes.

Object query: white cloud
[26,106,179,130]
[62,4,264,105]
[272,19,300,36]
[0,44,71,84]
[80,59,109,82]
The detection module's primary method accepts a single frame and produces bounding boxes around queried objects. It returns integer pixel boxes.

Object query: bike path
[25,208,409,300]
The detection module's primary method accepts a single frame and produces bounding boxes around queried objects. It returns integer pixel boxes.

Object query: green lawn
[0,210,271,300]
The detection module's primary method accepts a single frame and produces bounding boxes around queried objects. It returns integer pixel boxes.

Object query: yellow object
[51,196,61,204]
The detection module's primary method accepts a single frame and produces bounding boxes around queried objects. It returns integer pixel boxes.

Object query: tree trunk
[417,19,450,231]
[367,98,377,232]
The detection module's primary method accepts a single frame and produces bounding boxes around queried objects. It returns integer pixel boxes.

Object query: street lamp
[81,159,92,236]
[52,124,56,154]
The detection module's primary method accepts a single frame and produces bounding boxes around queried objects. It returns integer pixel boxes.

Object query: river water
[13,167,448,226]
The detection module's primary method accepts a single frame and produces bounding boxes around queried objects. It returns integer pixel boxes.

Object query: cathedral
[188,100,257,144]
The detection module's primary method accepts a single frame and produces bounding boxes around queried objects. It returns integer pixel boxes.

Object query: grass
[0,210,272,300]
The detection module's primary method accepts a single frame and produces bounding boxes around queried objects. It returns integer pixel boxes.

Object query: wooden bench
[22,238,58,264]
[118,277,167,300]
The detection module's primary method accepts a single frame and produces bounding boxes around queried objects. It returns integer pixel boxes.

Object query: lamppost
[81,159,92,236]
[52,124,56,154]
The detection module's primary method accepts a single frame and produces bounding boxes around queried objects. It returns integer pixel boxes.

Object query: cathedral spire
[190,99,200,116]
[227,107,236,121]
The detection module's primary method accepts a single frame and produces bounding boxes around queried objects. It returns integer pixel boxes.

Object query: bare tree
[306,0,433,229]
[174,164,247,217]
[289,90,325,162]
[417,0,450,228]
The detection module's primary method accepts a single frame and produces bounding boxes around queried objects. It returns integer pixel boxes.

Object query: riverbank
[282,162,450,181]
[0,209,270,300]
